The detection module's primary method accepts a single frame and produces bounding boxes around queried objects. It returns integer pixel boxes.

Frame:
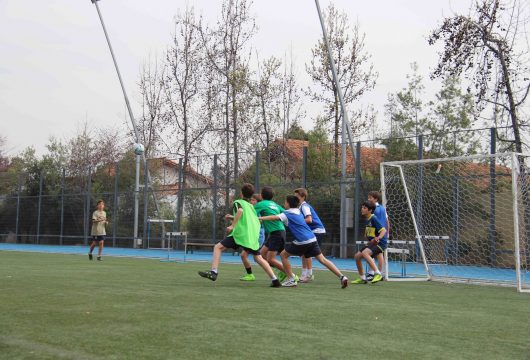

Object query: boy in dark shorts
[198,183,281,287]
[255,186,289,281]
[352,201,387,284]
[259,195,348,288]
[88,199,108,261]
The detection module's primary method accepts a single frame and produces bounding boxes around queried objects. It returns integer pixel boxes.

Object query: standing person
[294,188,326,282]
[198,183,281,287]
[366,191,390,280]
[352,201,387,284]
[259,195,348,288]
[88,199,108,261]
[255,186,289,282]
[238,193,266,281]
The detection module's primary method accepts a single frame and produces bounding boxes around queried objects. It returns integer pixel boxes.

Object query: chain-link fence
[0,127,508,257]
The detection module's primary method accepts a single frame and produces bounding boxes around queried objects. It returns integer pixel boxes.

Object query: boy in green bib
[199,183,281,287]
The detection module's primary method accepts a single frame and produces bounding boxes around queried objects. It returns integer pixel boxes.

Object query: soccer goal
[381,152,530,293]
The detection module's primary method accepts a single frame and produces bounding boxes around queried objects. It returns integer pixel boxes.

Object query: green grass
[1,252,529,360]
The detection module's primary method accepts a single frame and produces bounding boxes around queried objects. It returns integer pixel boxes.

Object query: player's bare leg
[314,254,348,288]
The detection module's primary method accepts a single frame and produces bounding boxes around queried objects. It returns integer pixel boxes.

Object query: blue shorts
[284,241,321,258]
[92,236,105,242]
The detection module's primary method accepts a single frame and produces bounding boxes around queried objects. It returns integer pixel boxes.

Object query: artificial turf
[1,251,529,360]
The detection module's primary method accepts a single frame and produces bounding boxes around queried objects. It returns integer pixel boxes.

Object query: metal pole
[489,127,497,265]
[89,0,162,246]
[339,116,347,258]
[112,163,119,247]
[353,142,361,245]
[143,159,149,249]
[15,174,21,243]
[36,170,43,245]
[133,154,140,248]
[85,168,92,246]
[416,135,424,260]
[212,154,218,243]
[315,0,357,253]
[60,168,65,246]
[511,153,522,292]
[302,146,308,188]
[176,158,184,232]
[255,151,260,192]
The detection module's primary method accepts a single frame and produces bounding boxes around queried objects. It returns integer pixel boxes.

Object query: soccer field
[1,252,529,360]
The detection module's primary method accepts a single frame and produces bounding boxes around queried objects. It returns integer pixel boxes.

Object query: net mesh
[382,153,530,290]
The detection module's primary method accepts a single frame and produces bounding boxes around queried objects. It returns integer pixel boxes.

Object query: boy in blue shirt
[367,191,389,280]
[259,195,348,288]
[294,188,326,282]
[352,201,387,284]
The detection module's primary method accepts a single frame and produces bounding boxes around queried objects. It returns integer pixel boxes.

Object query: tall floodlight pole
[89,0,159,248]
[315,0,357,258]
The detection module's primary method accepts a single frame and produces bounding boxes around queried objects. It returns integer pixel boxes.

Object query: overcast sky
[0,0,474,156]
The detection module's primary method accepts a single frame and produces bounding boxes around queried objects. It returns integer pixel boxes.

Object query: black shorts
[263,230,286,252]
[92,236,105,242]
[220,236,260,255]
[360,244,383,257]
[284,241,321,258]
[315,233,326,246]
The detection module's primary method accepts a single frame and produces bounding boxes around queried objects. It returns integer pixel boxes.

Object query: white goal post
[380,152,530,293]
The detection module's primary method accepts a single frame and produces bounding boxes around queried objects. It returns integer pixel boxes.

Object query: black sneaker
[97,256,102,261]
[198,270,218,281]
[270,279,281,287]
[366,274,374,281]
[88,254,93,260]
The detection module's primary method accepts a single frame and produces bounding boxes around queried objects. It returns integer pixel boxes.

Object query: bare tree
[198,0,256,186]
[164,7,211,166]
[306,2,377,162]
[429,0,530,152]
[137,57,166,158]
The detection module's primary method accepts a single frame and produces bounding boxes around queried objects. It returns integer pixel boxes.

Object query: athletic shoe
[198,270,218,281]
[277,271,287,283]
[281,278,298,287]
[294,274,300,282]
[97,256,102,261]
[371,274,383,283]
[366,273,374,281]
[240,273,256,281]
[88,254,93,261]
[299,274,314,283]
[341,276,349,289]
[351,278,367,284]
[270,279,281,287]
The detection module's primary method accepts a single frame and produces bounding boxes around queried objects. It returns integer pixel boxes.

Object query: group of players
[198,183,389,288]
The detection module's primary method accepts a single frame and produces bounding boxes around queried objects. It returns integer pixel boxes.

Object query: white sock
[302,268,308,277]
[368,270,375,275]
[308,269,313,276]
[360,274,366,280]
[271,275,277,281]
[375,270,381,275]
[211,268,218,273]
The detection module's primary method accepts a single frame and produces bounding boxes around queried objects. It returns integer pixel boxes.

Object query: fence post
[143,159,149,248]
[84,168,91,246]
[15,174,21,243]
[489,127,497,265]
[60,168,65,246]
[452,176,460,263]
[416,135,424,259]
[36,170,43,245]
[176,158,184,232]
[302,146,308,188]
[112,163,119,247]
[353,142,361,244]
[255,151,260,192]
[212,154,218,244]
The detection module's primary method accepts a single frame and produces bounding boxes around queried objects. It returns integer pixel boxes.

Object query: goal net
[381,152,530,292]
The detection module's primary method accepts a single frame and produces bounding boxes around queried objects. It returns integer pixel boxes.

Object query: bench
[185,242,215,254]
[184,241,240,256]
